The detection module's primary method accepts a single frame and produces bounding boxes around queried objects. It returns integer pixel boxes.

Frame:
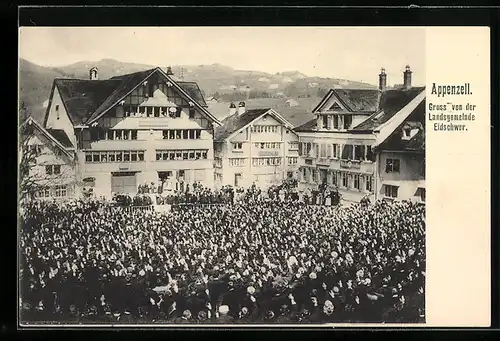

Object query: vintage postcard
[17,26,491,327]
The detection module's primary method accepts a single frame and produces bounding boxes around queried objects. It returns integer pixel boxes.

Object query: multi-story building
[19,117,77,200]
[41,66,221,198]
[213,102,300,189]
[368,91,426,203]
[295,66,425,203]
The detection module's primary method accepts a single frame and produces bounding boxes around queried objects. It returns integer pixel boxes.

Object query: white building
[40,66,221,198]
[214,102,300,189]
[295,66,425,203]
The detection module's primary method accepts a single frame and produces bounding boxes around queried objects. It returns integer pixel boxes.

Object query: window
[123,152,130,162]
[27,145,42,156]
[418,188,426,202]
[232,142,243,150]
[55,105,60,119]
[354,145,366,161]
[156,149,208,161]
[130,152,138,162]
[312,170,318,183]
[366,146,375,162]
[54,185,67,198]
[333,115,339,129]
[189,108,195,119]
[116,152,123,162]
[288,157,298,165]
[322,115,328,129]
[229,158,245,167]
[85,154,92,162]
[332,172,337,185]
[45,165,61,175]
[365,176,373,192]
[195,130,201,139]
[343,115,352,130]
[353,174,360,190]
[109,152,116,162]
[384,185,399,198]
[315,144,319,158]
[252,157,282,167]
[175,107,182,118]
[153,107,161,117]
[38,187,51,198]
[385,158,401,173]
[342,173,349,187]
[320,144,327,158]
[289,142,299,150]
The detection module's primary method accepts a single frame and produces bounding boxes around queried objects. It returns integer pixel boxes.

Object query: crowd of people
[19,188,425,324]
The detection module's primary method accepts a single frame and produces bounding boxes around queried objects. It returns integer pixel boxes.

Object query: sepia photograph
[18,27,426,326]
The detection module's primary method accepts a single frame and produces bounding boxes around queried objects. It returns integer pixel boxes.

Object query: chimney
[403,65,412,89]
[238,102,246,115]
[378,67,387,91]
[229,102,237,116]
[166,66,174,76]
[89,67,99,80]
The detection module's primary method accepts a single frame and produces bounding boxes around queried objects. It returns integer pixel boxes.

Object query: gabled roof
[214,108,295,142]
[312,88,381,113]
[45,129,74,148]
[352,86,425,132]
[378,128,425,152]
[293,118,317,132]
[177,81,208,107]
[44,67,219,127]
[215,109,269,141]
[372,90,426,149]
[86,68,158,123]
[20,117,74,159]
[46,78,121,126]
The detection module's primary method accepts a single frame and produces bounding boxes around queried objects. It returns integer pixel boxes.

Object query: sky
[19,27,425,85]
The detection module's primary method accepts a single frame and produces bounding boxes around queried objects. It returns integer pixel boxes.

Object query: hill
[19,58,376,124]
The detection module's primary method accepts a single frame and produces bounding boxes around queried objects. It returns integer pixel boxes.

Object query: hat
[182,310,192,319]
[324,300,334,308]
[247,286,255,295]
[219,305,229,315]
[309,272,317,280]
[241,307,249,315]
[266,310,275,319]
[198,310,207,320]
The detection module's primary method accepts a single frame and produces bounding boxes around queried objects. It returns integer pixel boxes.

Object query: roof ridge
[109,67,158,79]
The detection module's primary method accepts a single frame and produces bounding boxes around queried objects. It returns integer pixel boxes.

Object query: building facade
[19,117,77,200]
[294,87,380,203]
[295,66,425,203]
[371,90,426,203]
[214,102,300,189]
[41,66,221,198]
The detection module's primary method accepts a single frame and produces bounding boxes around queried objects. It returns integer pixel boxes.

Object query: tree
[19,101,30,124]
[19,115,75,203]
[19,121,43,202]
